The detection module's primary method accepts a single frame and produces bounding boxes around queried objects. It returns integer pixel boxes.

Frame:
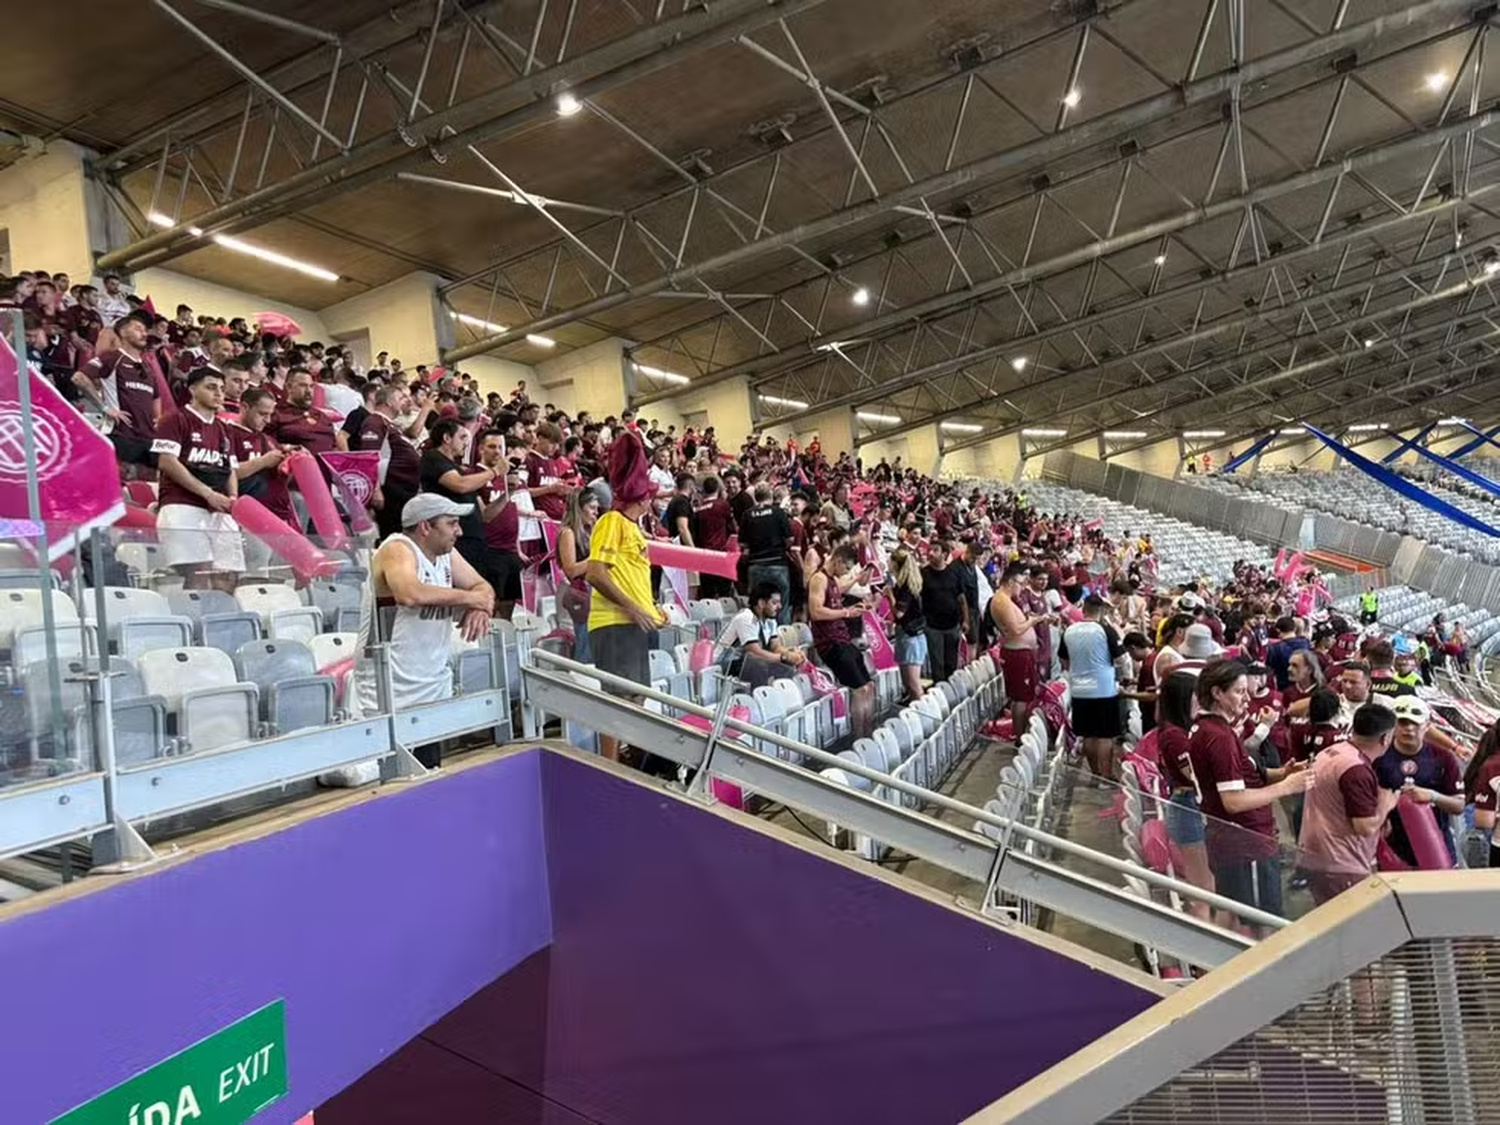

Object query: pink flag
[864,611,897,671]
[320,451,379,534]
[0,335,124,560]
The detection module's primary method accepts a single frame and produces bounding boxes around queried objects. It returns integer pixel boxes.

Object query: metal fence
[1039,450,1500,616]
[965,873,1500,1125]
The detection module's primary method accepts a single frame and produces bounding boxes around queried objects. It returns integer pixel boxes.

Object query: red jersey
[81,349,159,443]
[230,426,295,522]
[355,412,420,492]
[1157,722,1194,792]
[271,402,337,455]
[1188,713,1278,863]
[151,406,237,510]
[524,449,570,520]
[482,482,519,553]
[1467,751,1500,811]
[692,497,735,550]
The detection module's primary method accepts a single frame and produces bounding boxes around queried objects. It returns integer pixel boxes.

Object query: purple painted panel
[0,750,553,1125]
[397,754,1157,1125]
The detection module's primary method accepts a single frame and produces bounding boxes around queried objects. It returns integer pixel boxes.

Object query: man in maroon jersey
[271,368,337,454]
[476,432,525,619]
[523,421,572,521]
[73,310,161,472]
[355,384,423,541]
[151,367,243,589]
[231,386,292,574]
[693,473,738,599]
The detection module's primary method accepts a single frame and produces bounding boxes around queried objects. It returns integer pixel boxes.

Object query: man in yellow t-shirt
[587,430,667,762]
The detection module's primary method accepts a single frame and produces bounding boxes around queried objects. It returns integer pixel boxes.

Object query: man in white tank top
[351,494,496,750]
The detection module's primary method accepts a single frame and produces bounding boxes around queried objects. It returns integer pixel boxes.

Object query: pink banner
[0,335,125,559]
[864,611,897,671]
[320,450,378,534]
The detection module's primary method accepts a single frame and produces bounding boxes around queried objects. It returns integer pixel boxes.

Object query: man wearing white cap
[1373,695,1462,867]
[351,493,496,763]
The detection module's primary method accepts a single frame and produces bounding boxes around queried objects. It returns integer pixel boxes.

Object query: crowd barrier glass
[0,515,515,867]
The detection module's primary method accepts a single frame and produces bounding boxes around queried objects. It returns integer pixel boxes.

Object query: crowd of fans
[10,265,1500,904]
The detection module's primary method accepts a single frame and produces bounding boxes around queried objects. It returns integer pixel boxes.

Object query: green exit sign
[50,1000,287,1125]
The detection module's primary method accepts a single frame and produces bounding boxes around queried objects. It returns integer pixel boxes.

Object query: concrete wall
[0,144,95,282]
[664,374,755,446]
[132,267,329,342]
[321,272,447,370]
[533,337,630,418]
[460,354,536,399]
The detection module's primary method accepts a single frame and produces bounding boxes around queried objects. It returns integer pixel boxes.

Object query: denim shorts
[1165,789,1206,846]
[894,630,928,667]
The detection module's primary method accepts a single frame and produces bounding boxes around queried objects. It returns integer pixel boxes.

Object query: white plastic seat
[303,581,363,633]
[234,639,335,733]
[233,583,323,644]
[309,631,359,669]
[0,588,79,651]
[83,586,195,658]
[137,647,258,754]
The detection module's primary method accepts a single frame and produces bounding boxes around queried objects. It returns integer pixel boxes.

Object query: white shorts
[157,504,246,573]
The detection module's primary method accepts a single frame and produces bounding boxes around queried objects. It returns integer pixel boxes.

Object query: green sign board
[50,1000,287,1125]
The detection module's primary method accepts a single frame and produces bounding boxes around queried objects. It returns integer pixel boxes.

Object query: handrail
[963,872,1500,1124]
[525,648,1286,936]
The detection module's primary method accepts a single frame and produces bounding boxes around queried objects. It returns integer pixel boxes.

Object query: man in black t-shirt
[741,482,793,625]
[420,419,502,600]
[664,473,697,546]
[921,539,970,684]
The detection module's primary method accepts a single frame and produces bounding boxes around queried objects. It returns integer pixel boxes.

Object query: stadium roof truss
[10,0,1500,446]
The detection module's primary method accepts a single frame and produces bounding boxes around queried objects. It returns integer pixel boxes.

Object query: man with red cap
[586,430,666,764]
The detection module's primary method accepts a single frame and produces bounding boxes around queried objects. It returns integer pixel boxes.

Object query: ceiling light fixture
[1484,259,1500,276]
[760,394,810,410]
[1182,429,1227,438]
[148,211,338,282]
[1103,430,1149,439]
[1022,427,1068,437]
[856,411,901,425]
[453,310,504,333]
[939,421,985,434]
[555,92,583,117]
[633,362,690,385]
[1062,88,1081,108]
[1153,254,1166,267]
[1346,423,1388,432]
[1439,417,1468,425]
[1010,356,1028,372]
[1425,72,1448,93]
[525,334,557,348]
[851,287,871,307]
[1279,426,1307,434]
[1362,338,1375,349]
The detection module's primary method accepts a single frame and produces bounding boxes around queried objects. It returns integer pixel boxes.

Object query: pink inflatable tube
[1394,793,1453,870]
[648,535,740,579]
[231,496,341,582]
[116,503,157,530]
[286,451,348,549]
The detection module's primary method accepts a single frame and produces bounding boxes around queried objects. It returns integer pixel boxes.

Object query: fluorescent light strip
[939,421,984,434]
[760,394,810,410]
[634,362,690,385]
[1103,430,1148,439]
[1279,426,1307,434]
[1439,417,1468,425]
[1022,428,1068,437]
[1346,423,1388,432]
[856,411,901,425]
[148,211,337,282]
[449,311,557,348]
[1182,429,1227,438]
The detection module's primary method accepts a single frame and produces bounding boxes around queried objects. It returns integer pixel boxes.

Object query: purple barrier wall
[323,752,1159,1124]
[0,751,552,1125]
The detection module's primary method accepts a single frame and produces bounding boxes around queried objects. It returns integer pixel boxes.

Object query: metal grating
[1105,937,1500,1125]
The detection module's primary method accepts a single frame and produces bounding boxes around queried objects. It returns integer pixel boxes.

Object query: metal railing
[522,647,1278,968]
[964,871,1500,1125]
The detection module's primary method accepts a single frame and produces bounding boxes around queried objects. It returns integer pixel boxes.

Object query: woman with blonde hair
[557,485,602,663]
[890,547,927,702]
